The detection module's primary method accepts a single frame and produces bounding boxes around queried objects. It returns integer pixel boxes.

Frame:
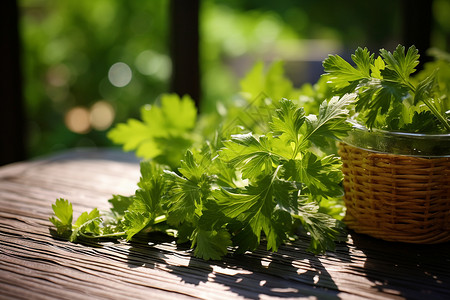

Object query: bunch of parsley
[323,45,450,133]
[50,62,354,260]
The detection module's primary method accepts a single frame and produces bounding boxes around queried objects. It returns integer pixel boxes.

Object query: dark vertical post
[401,0,433,69]
[169,0,201,110]
[1,0,25,165]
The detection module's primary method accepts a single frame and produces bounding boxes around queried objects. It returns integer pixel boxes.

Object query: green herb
[50,199,108,241]
[323,45,450,133]
[49,62,354,259]
[107,94,198,168]
[49,198,73,236]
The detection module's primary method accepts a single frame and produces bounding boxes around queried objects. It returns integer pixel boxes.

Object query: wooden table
[1,149,449,299]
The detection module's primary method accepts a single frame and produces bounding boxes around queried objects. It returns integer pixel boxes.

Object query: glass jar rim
[347,119,450,139]
[341,119,450,157]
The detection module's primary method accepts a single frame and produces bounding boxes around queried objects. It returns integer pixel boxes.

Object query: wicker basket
[339,122,450,244]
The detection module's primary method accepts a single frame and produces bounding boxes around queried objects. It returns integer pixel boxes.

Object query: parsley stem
[406,81,416,93]
[421,97,450,132]
[272,164,282,182]
[406,79,449,132]
[79,231,126,239]
[154,215,167,224]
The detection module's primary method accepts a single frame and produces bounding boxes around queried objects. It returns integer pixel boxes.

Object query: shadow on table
[125,232,346,299]
[349,231,450,300]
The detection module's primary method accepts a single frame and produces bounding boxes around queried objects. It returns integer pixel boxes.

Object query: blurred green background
[18,0,450,159]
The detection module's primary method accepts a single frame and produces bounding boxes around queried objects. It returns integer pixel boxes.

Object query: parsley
[323,45,450,133]
[50,62,353,260]
[50,199,107,241]
[49,198,72,236]
[107,94,198,168]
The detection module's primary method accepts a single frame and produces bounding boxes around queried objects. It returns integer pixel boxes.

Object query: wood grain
[1,149,449,299]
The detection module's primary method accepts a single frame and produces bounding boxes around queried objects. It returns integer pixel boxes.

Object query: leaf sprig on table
[50,62,354,260]
[323,45,450,133]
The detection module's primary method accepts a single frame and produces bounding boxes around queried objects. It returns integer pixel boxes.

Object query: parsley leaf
[302,94,356,149]
[49,198,73,235]
[380,45,419,84]
[164,150,213,226]
[221,133,280,179]
[270,98,306,144]
[123,212,151,240]
[107,94,197,167]
[70,208,101,241]
[240,61,297,104]
[286,152,343,199]
[322,49,367,89]
[108,195,134,219]
[293,201,345,254]
[212,173,291,253]
[192,228,232,261]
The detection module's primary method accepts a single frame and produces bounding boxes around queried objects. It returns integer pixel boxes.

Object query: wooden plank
[0,149,449,299]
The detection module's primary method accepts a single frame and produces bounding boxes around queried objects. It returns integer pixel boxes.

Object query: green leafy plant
[107,94,199,168]
[323,45,450,133]
[50,62,354,260]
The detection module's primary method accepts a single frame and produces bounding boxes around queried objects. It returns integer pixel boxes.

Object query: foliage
[323,45,450,133]
[21,0,450,159]
[107,94,198,168]
[50,62,351,260]
[20,0,170,157]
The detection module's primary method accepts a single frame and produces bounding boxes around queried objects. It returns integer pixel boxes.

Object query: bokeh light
[90,100,115,131]
[64,101,115,134]
[108,62,132,87]
[65,106,91,134]
[135,50,172,80]
[46,64,71,87]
